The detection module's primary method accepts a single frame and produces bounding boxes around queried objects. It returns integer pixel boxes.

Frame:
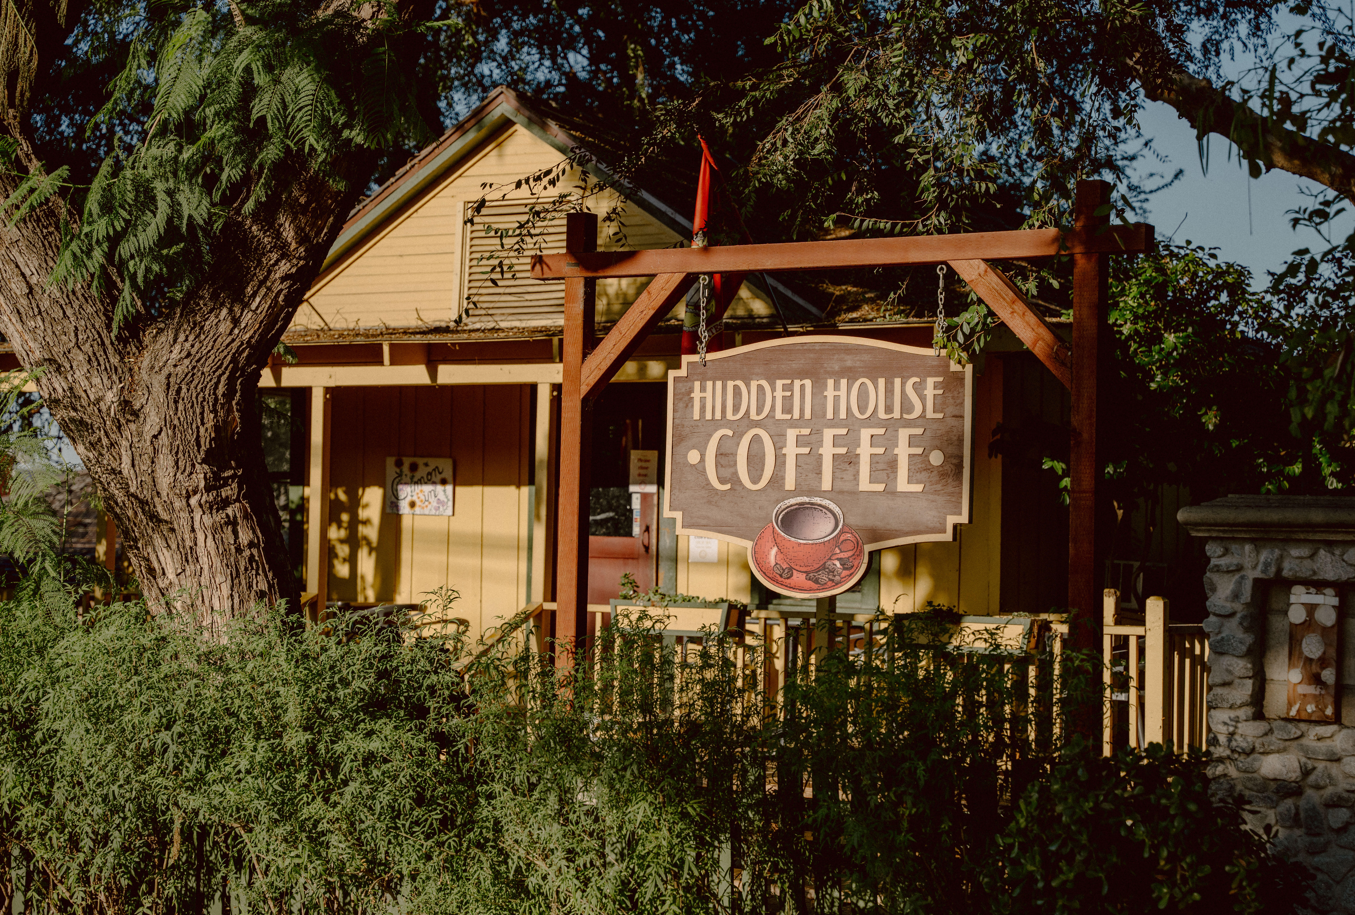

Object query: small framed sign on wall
[1285,584,1339,721]
[385,456,454,516]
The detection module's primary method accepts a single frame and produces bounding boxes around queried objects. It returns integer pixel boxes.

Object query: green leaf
[2,167,71,227]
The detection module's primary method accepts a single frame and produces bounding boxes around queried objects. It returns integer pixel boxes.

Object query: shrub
[992,746,1309,915]
[0,594,474,913]
[0,593,1311,914]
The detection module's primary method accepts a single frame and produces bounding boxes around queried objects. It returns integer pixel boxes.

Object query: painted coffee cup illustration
[770,497,859,573]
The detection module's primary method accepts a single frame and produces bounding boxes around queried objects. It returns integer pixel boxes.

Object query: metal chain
[697,274,713,366]
[933,264,949,357]
[691,228,714,367]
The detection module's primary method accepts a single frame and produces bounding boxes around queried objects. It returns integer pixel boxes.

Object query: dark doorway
[588,382,667,603]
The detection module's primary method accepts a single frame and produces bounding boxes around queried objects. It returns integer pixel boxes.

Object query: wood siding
[319,384,535,636]
[461,197,570,329]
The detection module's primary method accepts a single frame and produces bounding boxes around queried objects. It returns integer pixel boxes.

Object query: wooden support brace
[949,259,1071,390]
[581,272,697,400]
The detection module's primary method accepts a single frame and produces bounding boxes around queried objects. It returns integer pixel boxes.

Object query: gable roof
[319,86,820,322]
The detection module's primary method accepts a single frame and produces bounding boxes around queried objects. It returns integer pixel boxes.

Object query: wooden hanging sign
[664,337,972,597]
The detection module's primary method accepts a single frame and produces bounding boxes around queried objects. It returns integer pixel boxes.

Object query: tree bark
[0,1,424,630]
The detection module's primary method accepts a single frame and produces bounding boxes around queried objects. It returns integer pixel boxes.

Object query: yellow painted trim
[305,388,332,602]
[531,382,553,603]
[259,363,562,388]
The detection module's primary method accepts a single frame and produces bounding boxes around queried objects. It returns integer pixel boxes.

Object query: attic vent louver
[460,199,569,329]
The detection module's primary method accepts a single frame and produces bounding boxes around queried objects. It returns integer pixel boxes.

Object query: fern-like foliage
[0,0,72,112]
[0,164,69,226]
[39,1,432,329]
[0,374,109,613]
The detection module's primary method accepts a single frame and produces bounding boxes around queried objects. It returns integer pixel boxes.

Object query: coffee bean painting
[385,456,455,516]
[665,337,971,598]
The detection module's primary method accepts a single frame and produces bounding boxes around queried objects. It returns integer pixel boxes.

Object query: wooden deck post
[1069,180,1110,647]
[1102,588,1118,756]
[1144,596,1170,746]
[555,211,598,667]
[97,511,118,601]
[102,514,117,575]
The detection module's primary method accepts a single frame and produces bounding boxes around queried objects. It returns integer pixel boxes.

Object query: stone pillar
[1179,495,1355,904]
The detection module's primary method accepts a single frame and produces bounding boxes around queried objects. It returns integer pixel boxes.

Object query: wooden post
[1144,596,1170,747]
[1069,180,1110,646]
[546,382,561,602]
[815,594,836,667]
[96,511,118,601]
[1127,620,1141,749]
[555,211,598,668]
[305,386,331,619]
[1102,589,1118,756]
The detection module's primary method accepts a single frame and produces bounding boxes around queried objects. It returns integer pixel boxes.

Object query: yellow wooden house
[62,86,1106,638]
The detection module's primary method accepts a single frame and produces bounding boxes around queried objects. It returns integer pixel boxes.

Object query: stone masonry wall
[1203,536,1355,909]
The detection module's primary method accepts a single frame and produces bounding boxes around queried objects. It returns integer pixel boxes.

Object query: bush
[993,746,1309,914]
[0,594,1311,914]
[0,594,474,913]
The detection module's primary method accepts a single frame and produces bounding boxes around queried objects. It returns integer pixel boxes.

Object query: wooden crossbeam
[582,272,696,400]
[949,259,1072,391]
[532,224,1153,279]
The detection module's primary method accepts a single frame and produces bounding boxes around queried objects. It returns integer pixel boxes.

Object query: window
[259,390,305,587]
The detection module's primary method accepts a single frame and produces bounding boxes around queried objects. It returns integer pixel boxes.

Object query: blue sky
[1133,85,1352,289]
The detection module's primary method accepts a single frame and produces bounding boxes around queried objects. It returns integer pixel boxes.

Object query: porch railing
[1101,590,1210,755]
[477,593,1209,758]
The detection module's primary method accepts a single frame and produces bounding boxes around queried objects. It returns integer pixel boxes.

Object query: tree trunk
[0,0,438,632]
[52,354,296,634]
[0,148,366,627]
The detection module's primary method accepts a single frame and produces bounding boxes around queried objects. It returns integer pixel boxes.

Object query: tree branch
[1127,32,1355,205]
